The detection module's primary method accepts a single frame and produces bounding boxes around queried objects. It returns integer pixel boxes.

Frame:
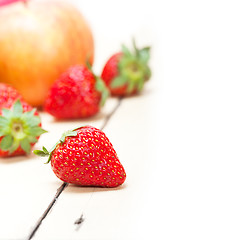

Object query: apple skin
[0,0,94,106]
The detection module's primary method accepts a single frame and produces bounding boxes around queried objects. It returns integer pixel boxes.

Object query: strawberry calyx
[34,129,78,163]
[111,40,151,94]
[0,100,47,154]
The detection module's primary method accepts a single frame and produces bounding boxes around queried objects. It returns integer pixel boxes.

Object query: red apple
[0,0,94,106]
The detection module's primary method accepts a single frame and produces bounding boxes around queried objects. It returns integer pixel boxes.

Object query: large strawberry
[44,64,109,119]
[34,125,126,187]
[101,41,151,96]
[0,83,46,157]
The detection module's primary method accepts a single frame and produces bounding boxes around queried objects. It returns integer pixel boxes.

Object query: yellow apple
[0,0,94,106]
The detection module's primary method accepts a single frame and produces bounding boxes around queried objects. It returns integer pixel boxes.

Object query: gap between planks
[27,98,122,240]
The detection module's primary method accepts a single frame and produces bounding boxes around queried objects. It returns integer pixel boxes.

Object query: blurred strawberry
[101,40,151,96]
[0,83,46,157]
[44,64,109,119]
[0,82,23,108]
[0,0,22,7]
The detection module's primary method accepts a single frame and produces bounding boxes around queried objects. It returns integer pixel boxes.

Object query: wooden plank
[32,86,156,239]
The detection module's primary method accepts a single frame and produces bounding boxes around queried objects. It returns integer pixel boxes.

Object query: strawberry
[34,125,126,187]
[0,0,22,7]
[101,40,151,96]
[44,64,109,119]
[0,82,23,109]
[0,83,47,157]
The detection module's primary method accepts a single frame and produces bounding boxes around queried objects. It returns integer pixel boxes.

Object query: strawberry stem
[34,129,78,163]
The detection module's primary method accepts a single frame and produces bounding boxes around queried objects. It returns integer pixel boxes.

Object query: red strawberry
[0,83,47,157]
[44,64,109,119]
[0,0,22,7]
[34,126,126,187]
[0,82,23,108]
[101,41,151,96]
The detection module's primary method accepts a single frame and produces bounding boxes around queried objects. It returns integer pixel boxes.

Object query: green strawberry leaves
[0,100,47,155]
[133,39,150,64]
[111,40,151,94]
[137,47,151,64]
[110,76,128,88]
[95,76,109,106]
[60,129,77,143]
[34,146,50,157]
[20,138,31,154]
[0,135,13,151]
[34,129,78,163]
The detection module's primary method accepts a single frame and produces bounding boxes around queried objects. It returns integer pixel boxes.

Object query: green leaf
[144,66,152,81]
[9,140,19,154]
[96,77,105,92]
[100,87,109,107]
[121,44,132,57]
[111,76,128,88]
[95,77,109,107]
[27,136,38,144]
[84,61,109,107]
[20,138,31,154]
[49,141,59,154]
[48,129,78,157]
[0,132,5,137]
[46,155,52,164]
[12,100,23,117]
[138,47,151,63]
[33,149,50,157]
[22,109,36,119]
[137,80,145,92]
[0,135,13,151]
[1,108,12,118]
[0,126,11,137]
[126,81,135,94]
[85,59,93,71]
[42,146,49,155]
[60,130,77,143]
[21,111,40,127]
[0,116,8,128]
[30,116,42,127]
[34,129,78,164]
[0,117,11,137]
[28,127,47,137]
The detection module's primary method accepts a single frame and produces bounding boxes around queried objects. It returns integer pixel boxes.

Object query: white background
[69,0,247,238]
[81,0,247,239]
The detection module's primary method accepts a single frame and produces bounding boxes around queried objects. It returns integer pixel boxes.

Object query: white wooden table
[1,0,247,239]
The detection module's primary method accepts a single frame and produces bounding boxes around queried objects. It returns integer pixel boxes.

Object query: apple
[0,0,94,106]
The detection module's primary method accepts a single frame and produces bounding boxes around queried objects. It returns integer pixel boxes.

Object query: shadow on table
[65,182,127,194]
[0,154,34,164]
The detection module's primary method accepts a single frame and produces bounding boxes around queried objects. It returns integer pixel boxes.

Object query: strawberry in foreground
[34,126,126,187]
[44,64,109,119]
[101,40,151,96]
[0,83,47,157]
